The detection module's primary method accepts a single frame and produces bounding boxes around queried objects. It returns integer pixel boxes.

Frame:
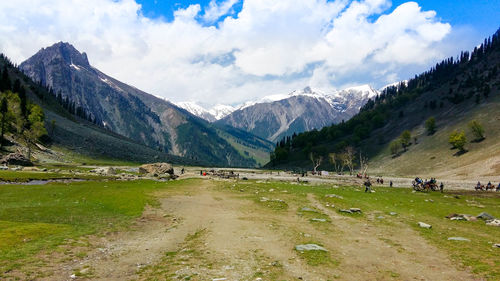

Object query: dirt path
[31,179,480,280]
[41,180,314,280]
[306,193,480,281]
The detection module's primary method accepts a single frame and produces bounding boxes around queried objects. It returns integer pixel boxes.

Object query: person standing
[440,182,444,193]
[364,178,372,193]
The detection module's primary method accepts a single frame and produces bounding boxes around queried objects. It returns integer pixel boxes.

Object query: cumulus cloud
[203,0,239,23]
[0,0,471,106]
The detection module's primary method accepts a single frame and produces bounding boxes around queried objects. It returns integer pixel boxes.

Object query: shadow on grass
[471,137,485,143]
[453,149,468,156]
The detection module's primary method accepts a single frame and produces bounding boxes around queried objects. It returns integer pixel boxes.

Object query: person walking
[364,178,372,193]
[440,182,444,193]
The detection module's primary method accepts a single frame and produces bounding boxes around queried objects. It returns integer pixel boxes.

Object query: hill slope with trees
[268,28,500,179]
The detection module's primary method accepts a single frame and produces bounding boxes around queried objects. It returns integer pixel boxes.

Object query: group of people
[414,177,444,192]
[362,176,395,192]
[475,181,500,191]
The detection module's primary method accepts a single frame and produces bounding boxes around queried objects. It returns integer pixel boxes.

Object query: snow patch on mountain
[210,104,236,120]
[175,102,235,122]
[379,80,409,92]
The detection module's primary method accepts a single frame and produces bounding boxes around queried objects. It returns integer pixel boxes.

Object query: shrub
[399,130,411,151]
[425,117,436,135]
[449,130,467,151]
[468,120,485,141]
[389,140,402,156]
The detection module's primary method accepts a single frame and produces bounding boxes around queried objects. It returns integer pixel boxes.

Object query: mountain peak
[342,84,378,98]
[303,86,312,93]
[33,42,90,68]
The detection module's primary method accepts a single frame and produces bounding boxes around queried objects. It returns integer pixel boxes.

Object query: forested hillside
[0,54,195,165]
[268,28,500,178]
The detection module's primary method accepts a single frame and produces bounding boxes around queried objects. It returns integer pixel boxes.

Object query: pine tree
[0,97,7,147]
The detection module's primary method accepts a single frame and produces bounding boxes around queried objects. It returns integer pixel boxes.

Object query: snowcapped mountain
[210,104,236,120]
[216,85,379,142]
[175,102,236,122]
[379,80,408,92]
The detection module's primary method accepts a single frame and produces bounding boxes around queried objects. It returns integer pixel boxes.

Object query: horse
[475,184,484,191]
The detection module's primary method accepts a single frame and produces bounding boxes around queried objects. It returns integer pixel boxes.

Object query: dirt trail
[43,180,314,280]
[306,193,480,281]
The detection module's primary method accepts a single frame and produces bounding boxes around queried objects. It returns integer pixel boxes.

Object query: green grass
[295,241,336,266]
[56,146,142,166]
[0,170,113,182]
[223,180,500,280]
[0,179,188,275]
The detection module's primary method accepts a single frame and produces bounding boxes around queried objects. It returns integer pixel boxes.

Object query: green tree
[425,117,436,135]
[23,104,47,159]
[468,120,485,141]
[449,130,467,152]
[389,140,401,156]
[0,96,7,147]
[399,130,411,151]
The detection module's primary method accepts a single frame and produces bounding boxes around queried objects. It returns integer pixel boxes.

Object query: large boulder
[139,163,174,177]
[0,152,33,166]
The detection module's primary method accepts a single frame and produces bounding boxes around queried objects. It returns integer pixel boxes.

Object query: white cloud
[203,0,239,23]
[0,0,474,106]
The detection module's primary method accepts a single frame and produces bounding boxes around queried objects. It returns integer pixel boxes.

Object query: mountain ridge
[215,85,377,142]
[19,42,272,167]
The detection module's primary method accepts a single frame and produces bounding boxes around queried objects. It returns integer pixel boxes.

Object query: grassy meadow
[0,179,189,276]
[0,177,499,279]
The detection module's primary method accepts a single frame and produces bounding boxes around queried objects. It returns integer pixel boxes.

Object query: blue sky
[137,0,500,37]
[1,0,499,106]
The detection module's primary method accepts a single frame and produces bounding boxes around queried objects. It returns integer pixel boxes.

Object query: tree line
[0,63,46,159]
[269,27,500,169]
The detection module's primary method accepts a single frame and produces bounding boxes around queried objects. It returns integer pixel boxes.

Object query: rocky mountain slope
[216,86,377,142]
[0,54,191,165]
[20,42,271,167]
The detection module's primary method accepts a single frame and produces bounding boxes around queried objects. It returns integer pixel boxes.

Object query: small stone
[301,207,317,212]
[418,222,432,229]
[477,212,495,221]
[486,219,500,227]
[339,209,352,214]
[389,212,397,216]
[448,237,470,242]
[269,188,275,192]
[349,208,362,213]
[70,274,77,279]
[493,244,500,248]
[325,194,343,199]
[310,218,327,222]
[295,244,328,251]
[377,216,385,219]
